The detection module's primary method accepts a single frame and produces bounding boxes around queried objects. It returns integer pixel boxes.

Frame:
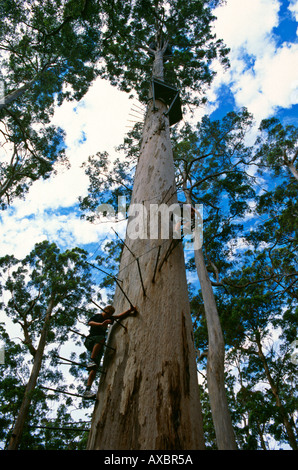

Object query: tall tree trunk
[87,51,204,451]
[194,248,237,450]
[8,297,55,450]
[182,186,237,450]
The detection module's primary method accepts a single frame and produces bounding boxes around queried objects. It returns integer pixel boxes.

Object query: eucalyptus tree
[0,325,89,450]
[80,108,298,449]
[171,108,255,450]
[81,105,260,450]
[188,116,298,449]
[0,241,95,449]
[0,0,102,208]
[183,117,298,450]
[84,0,229,450]
[218,255,298,450]
[80,111,254,450]
[228,151,298,450]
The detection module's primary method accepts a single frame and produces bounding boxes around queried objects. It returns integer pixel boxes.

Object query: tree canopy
[0,241,100,449]
[0,0,102,208]
[98,0,229,102]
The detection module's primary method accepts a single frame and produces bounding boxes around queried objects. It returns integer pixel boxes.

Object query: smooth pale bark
[87,95,205,450]
[8,297,55,450]
[182,186,236,449]
[194,247,237,450]
[0,79,36,110]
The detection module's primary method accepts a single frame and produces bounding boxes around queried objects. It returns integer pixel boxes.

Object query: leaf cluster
[0,0,102,208]
[98,0,229,103]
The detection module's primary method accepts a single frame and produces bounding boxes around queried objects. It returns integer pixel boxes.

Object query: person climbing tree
[83,305,137,398]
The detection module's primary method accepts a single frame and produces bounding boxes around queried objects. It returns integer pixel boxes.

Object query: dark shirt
[88,314,108,337]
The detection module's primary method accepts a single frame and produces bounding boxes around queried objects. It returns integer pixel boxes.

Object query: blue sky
[0,0,297,261]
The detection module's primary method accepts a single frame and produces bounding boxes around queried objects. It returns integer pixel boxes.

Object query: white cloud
[0,205,116,258]
[227,236,254,260]
[289,0,298,22]
[212,0,298,121]
[0,79,133,258]
[215,0,280,55]
[52,78,133,157]
[12,77,134,220]
[228,41,298,120]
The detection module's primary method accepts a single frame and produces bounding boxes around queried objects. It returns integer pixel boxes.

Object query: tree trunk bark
[87,56,204,450]
[0,79,36,111]
[193,247,237,449]
[7,297,55,450]
[182,184,237,450]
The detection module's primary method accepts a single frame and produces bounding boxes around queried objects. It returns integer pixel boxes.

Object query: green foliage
[256,118,298,177]
[0,0,102,208]
[0,241,97,448]
[1,241,95,343]
[79,150,134,222]
[173,108,256,285]
[98,0,229,103]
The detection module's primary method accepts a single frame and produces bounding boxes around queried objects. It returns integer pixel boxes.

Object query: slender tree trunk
[87,50,204,451]
[255,335,298,450]
[0,79,36,111]
[7,297,55,450]
[182,186,237,450]
[194,248,237,449]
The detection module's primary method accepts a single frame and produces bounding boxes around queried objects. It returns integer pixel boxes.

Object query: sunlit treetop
[99,0,230,105]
